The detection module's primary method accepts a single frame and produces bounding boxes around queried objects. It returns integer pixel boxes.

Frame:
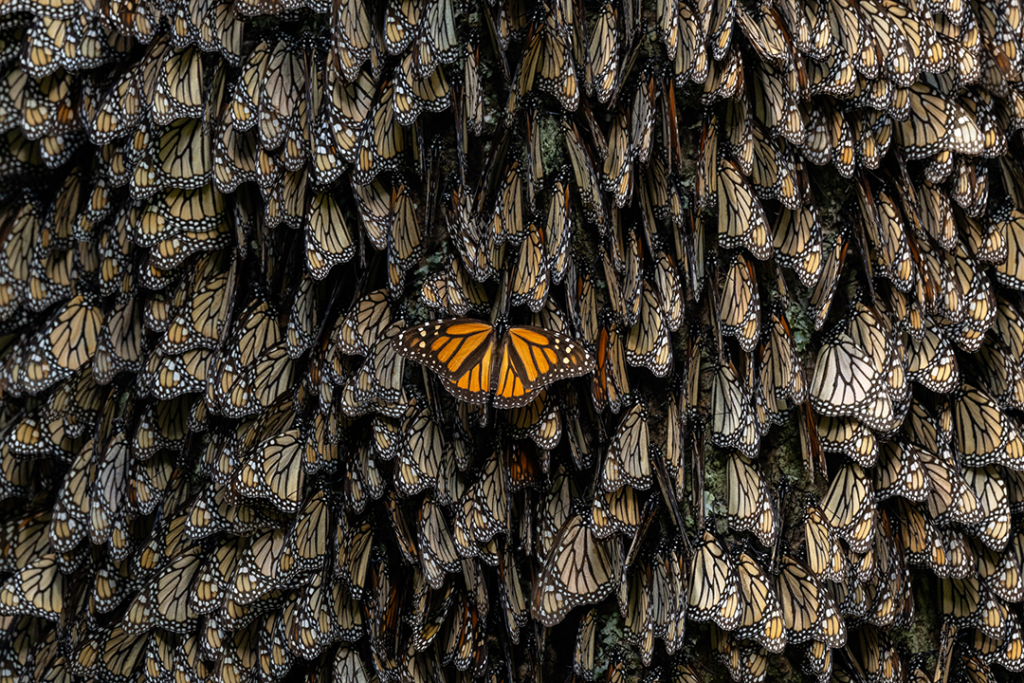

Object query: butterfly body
[396,318,595,408]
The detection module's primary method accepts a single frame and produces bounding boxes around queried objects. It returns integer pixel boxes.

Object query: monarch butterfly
[491,159,526,246]
[459,447,508,546]
[407,570,453,650]
[993,206,1024,290]
[673,0,708,86]
[971,617,1024,672]
[805,99,855,177]
[975,338,1024,412]
[868,190,917,294]
[903,395,951,457]
[710,359,760,459]
[719,253,760,353]
[821,463,876,553]
[391,53,448,127]
[500,441,540,492]
[753,61,804,150]
[602,106,633,208]
[531,512,618,627]
[940,575,1011,639]
[590,485,641,542]
[534,4,578,112]
[585,2,618,103]
[687,530,741,630]
[960,206,1007,267]
[803,504,849,583]
[873,438,930,503]
[962,467,1011,552]
[0,552,64,621]
[953,383,1024,469]
[333,290,390,359]
[124,545,202,634]
[860,514,912,628]
[342,322,405,415]
[717,159,772,261]
[563,120,605,227]
[905,327,959,394]
[847,301,908,405]
[535,463,576,563]
[132,118,213,197]
[735,5,787,66]
[574,608,598,680]
[747,124,800,210]
[810,328,895,432]
[600,403,651,492]
[510,222,550,312]
[414,494,459,590]
[625,283,672,377]
[711,624,770,683]
[233,429,305,514]
[694,115,718,213]
[229,527,290,605]
[726,453,779,547]
[773,201,824,289]
[895,82,985,159]
[394,400,443,497]
[760,309,806,420]
[731,551,786,653]
[498,540,529,644]
[655,543,688,654]
[919,446,984,526]
[622,562,655,665]
[385,180,423,297]
[975,542,1024,607]
[463,41,485,137]
[894,499,967,579]
[950,245,996,352]
[5,293,102,396]
[422,254,489,318]
[506,390,563,451]
[395,319,594,409]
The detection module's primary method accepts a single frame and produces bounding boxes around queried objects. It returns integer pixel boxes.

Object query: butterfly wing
[493,325,596,409]
[397,318,497,404]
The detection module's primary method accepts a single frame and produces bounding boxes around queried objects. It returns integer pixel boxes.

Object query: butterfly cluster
[2,0,1024,680]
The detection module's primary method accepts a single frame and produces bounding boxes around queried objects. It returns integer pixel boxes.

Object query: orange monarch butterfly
[395,318,594,408]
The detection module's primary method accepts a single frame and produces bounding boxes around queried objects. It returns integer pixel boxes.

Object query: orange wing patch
[397,319,594,409]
